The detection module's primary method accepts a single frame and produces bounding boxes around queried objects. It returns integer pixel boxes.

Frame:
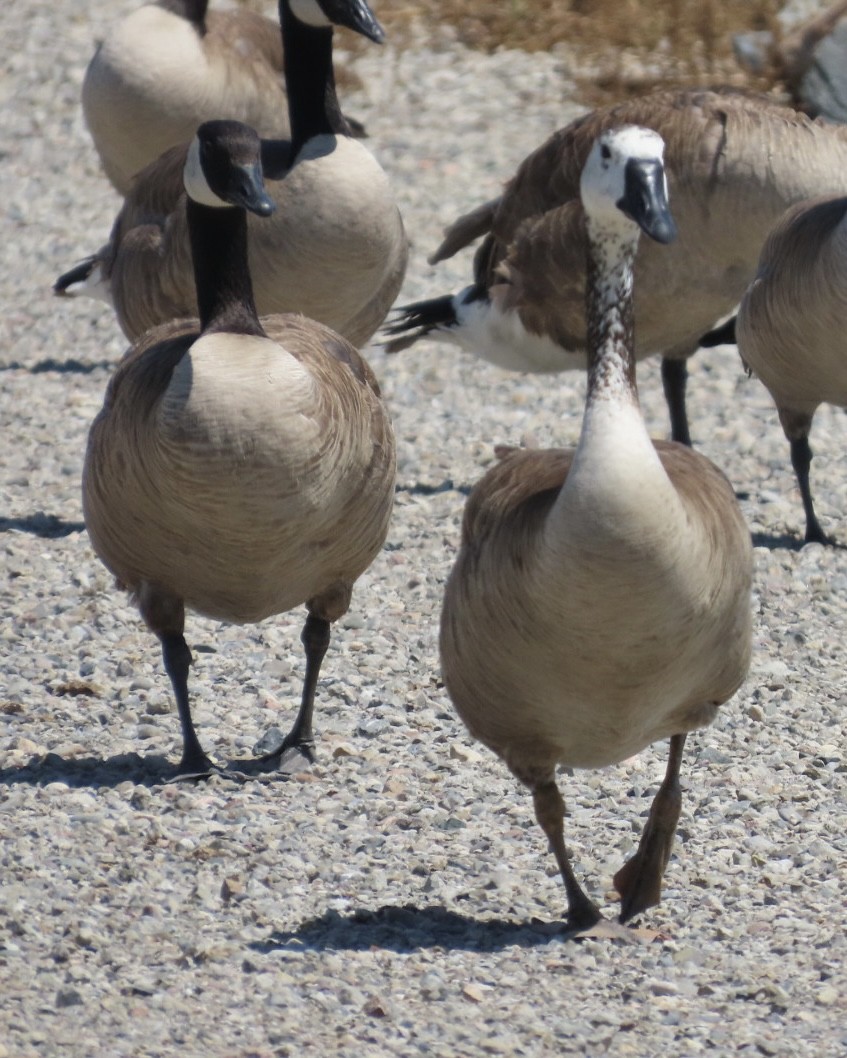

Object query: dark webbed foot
[531,778,603,931]
[157,628,219,783]
[250,725,316,774]
[238,614,330,776]
[614,734,685,924]
[165,748,220,783]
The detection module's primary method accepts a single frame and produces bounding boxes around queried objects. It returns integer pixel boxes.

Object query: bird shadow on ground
[751,529,845,551]
[0,749,289,789]
[0,513,86,538]
[0,358,113,374]
[0,751,181,789]
[751,529,806,551]
[251,904,578,955]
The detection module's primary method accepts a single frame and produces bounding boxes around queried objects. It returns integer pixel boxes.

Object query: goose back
[438,89,847,363]
[738,194,847,416]
[104,134,406,345]
[82,3,290,195]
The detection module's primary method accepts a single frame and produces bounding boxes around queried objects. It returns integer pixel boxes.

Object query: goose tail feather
[54,255,112,304]
[381,294,458,353]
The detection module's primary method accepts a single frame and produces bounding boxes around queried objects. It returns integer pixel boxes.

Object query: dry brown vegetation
[377,0,787,99]
[243,0,789,99]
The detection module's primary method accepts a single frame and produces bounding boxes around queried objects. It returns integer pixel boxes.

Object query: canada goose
[439,127,753,930]
[384,88,847,446]
[83,119,396,780]
[737,194,847,545]
[82,0,291,196]
[57,0,408,350]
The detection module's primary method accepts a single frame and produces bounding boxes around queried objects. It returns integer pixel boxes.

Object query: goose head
[580,126,677,245]
[285,0,385,44]
[184,120,277,216]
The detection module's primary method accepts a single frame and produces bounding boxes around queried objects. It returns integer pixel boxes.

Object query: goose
[82,119,396,780]
[439,127,753,930]
[384,88,847,446]
[736,194,847,545]
[56,0,408,350]
[82,0,292,196]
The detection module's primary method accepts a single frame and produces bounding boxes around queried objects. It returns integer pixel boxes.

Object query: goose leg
[614,733,686,923]
[532,779,602,931]
[256,614,330,773]
[660,357,692,447]
[789,436,830,545]
[158,631,217,780]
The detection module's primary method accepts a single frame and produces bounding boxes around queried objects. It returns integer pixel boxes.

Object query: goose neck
[280,3,346,152]
[187,200,266,338]
[584,224,639,408]
[162,0,208,27]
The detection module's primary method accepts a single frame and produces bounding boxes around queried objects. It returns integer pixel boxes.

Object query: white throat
[287,0,332,28]
[183,136,230,209]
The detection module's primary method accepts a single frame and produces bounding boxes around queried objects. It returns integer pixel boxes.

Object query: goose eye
[600,144,612,162]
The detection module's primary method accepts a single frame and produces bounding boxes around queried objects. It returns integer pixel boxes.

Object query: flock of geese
[50,0,847,933]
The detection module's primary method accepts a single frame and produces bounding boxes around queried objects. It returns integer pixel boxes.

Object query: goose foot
[258,736,316,774]
[614,831,673,924]
[564,900,604,935]
[165,748,220,783]
[803,521,835,547]
[574,918,663,944]
[615,734,685,924]
[245,725,316,774]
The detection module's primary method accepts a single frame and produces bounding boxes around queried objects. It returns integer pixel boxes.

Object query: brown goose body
[99,134,407,347]
[84,314,395,628]
[82,1,291,195]
[81,119,396,778]
[439,127,753,928]
[441,441,751,777]
[59,0,408,350]
[737,194,847,543]
[388,88,847,443]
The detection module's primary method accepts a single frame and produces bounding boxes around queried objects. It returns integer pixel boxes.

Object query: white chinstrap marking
[183,136,232,209]
[288,0,332,29]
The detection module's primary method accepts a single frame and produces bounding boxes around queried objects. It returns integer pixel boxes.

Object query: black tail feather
[698,315,737,348]
[381,294,458,353]
[53,256,98,297]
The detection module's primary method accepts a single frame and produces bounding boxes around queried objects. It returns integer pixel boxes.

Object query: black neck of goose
[281,5,346,152]
[584,233,639,403]
[187,200,266,339]
[162,0,208,28]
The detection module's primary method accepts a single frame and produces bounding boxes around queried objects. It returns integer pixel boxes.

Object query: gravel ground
[2,2,847,1056]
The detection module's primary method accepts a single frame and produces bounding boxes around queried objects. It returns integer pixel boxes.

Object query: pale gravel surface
[2,2,847,1056]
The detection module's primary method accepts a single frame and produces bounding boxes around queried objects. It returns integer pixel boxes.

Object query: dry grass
[373,0,785,98]
[242,0,788,100]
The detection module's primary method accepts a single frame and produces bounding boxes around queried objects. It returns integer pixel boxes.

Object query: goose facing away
[384,88,847,446]
[83,119,396,779]
[439,127,753,930]
[82,0,292,196]
[57,0,408,351]
[737,195,847,545]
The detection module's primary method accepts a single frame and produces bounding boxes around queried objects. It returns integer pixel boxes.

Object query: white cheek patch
[288,0,332,28]
[183,136,231,208]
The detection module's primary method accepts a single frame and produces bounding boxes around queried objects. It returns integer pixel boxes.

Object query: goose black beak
[323,0,385,44]
[234,163,277,218]
[617,158,677,245]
